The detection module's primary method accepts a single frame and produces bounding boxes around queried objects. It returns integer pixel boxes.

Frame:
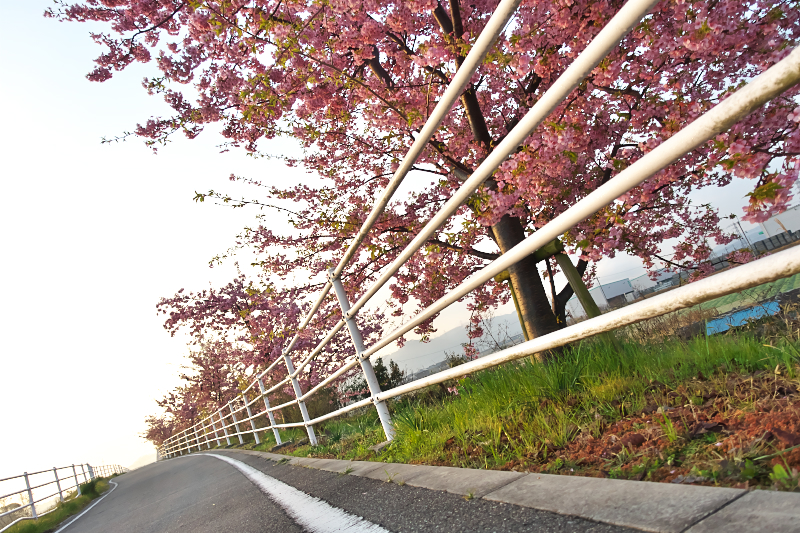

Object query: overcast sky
[0,2,766,479]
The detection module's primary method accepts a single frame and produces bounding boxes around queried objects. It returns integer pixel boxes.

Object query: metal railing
[0,464,127,532]
[158,0,800,458]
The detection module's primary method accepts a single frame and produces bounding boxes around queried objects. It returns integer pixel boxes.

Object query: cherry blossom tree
[50,0,800,344]
[142,414,175,447]
[157,273,382,380]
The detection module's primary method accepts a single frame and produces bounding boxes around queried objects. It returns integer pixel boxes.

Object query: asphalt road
[64,452,640,532]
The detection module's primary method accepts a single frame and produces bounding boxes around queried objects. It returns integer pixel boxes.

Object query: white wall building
[565,278,635,320]
[758,204,800,237]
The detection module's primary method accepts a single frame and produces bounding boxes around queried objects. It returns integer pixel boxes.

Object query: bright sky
[0,2,764,479]
[0,2,301,476]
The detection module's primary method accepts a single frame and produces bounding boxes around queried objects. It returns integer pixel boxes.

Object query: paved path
[62,453,634,532]
[67,455,302,533]
[60,449,800,532]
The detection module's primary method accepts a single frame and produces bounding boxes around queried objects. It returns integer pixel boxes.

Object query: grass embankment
[5,478,112,533]
[228,326,800,491]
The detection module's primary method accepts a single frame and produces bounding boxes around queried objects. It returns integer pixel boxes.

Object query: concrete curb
[214,449,800,532]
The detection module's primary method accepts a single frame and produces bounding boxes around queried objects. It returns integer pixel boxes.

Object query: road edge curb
[207,449,800,533]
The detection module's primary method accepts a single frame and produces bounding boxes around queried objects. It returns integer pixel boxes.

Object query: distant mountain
[377,311,523,373]
[128,453,156,471]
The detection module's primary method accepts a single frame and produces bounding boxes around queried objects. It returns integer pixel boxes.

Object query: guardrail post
[210,417,222,446]
[23,472,37,519]
[201,420,212,449]
[80,464,87,483]
[53,467,63,502]
[87,464,94,480]
[281,353,318,446]
[329,269,395,440]
[194,426,202,452]
[230,405,244,444]
[257,378,282,445]
[72,464,81,496]
[219,411,232,445]
[243,393,261,445]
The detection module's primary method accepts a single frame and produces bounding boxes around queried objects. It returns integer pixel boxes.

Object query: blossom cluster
[50,0,800,428]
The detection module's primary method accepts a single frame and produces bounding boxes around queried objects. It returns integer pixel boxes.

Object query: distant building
[565,278,636,320]
[758,204,800,238]
[630,269,676,293]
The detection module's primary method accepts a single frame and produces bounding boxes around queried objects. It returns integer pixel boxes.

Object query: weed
[281,322,800,490]
[769,464,800,491]
[658,413,679,443]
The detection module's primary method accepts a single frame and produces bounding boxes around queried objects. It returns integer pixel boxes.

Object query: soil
[494,371,800,489]
[269,370,800,490]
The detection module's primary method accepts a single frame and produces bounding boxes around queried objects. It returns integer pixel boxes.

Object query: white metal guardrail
[158,0,800,459]
[0,464,127,532]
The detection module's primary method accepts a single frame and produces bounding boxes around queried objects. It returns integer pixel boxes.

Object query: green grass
[379,334,796,467]
[199,297,800,489]
[269,329,799,478]
[4,478,112,533]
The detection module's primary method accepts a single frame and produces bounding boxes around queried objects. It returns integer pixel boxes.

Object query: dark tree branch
[429,2,492,150]
[654,253,700,270]
[433,2,454,34]
[129,2,188,41]
[431,239,499,260]
[366,44,394,87]
[380,225,498,260]
[545,258,557,315]
[448,0,464,38]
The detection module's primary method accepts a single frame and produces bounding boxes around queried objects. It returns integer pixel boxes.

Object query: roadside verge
[212,449,799,533]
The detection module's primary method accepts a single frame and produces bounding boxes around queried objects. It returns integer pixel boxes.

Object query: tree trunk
[490,214,562,352]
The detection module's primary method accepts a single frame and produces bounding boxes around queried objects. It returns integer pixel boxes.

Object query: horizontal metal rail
[157,0,800,459]
[360,45,800,360]
[346,0,661,320]
[0,463,127,532]
[327,0,525,281]
[372,246,800,400]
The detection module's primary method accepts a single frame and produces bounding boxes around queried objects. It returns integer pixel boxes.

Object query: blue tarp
[706,301,781,335]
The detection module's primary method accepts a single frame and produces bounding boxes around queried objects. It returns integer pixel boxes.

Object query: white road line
[200,453,390,533]
[54,479,119,533]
